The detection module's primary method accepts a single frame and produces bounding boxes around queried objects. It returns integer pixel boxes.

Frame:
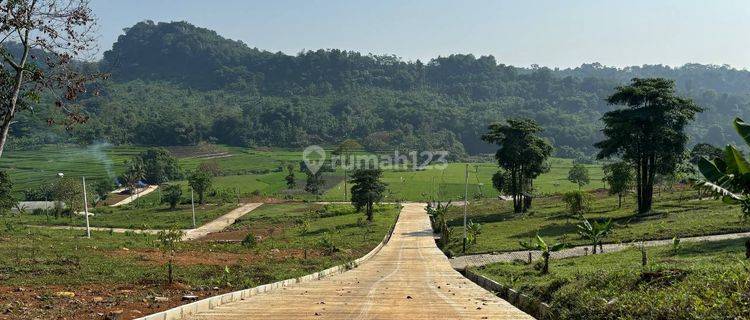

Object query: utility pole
[463,163,468,253]
[190,188,196,228]
[82,176,91,238]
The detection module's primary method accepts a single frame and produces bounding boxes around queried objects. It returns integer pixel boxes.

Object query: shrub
[562,190,592,216]
[242,232,257,247]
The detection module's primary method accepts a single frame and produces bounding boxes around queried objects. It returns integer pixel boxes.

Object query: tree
[120,158,145,195]
[466,220,483,246]
[284,164,296,190]
[304,169,324,198]
[0,171,15,214]
[92,179,113,203]
[567,164,590,190]
[157,228,183,284]
[576,217,613,254]
[426,201,452,248]
[188,170,212,205]
[595,78,701,214]
[690,143,723,165]
[483,118,552,213]
[561,190,592,217]
[52,176,88,218]
[350,168,387,222]
[139,148,180,184]
[0,0,99,157]
[519,235,566,274]
[602,162,634,208]
[161,184,182,210]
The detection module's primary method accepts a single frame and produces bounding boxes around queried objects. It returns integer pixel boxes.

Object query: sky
[90,0,750,69]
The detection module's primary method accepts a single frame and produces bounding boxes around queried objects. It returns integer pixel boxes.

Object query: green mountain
[11,21,750,158]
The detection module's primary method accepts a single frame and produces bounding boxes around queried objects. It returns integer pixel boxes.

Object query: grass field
[0,202,399,319]
[474,239,750,319]
[441,189,749,255]
[5,202,235,229]
[3,144,603,201]
[322,158,604,201]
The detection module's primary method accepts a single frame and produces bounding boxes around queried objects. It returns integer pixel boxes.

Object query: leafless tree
[0,0,101,157]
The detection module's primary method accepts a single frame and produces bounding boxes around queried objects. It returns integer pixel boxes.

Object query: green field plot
[5,202,235,229]
[474,239,750,319]
[442,190,748,255]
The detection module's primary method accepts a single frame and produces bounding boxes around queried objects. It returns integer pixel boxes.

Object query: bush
[562,190,592,216]
[318,233,339,255]
[242,232,257,247]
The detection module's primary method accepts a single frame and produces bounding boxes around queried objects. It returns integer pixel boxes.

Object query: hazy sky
[90,0,750,69]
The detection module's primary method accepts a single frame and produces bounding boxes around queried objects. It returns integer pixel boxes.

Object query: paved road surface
[182,203,263,241]
[189,203,532,320]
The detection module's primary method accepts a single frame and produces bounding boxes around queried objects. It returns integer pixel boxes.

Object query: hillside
[11,20,750,157]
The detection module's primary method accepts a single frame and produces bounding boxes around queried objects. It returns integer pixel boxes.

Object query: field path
[451,231,750,269]
[181,203,263,241]
[111,185,159,207]
[186,203,531,320]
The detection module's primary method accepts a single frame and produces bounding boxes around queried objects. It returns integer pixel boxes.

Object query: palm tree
[697,118,750,220]
[520,234,566,274]
[576,217,613,254]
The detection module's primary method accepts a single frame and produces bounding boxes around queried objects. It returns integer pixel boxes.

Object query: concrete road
[189,203,532,320]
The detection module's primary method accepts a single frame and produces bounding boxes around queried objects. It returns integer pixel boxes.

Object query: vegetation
[0,171,14,213]
[483,118,553,213]
[161,184,183,210]
[138,148,181,184]
[475,239,750,319]
[349,168,387,221]
[698,118,750,220]
[157,228,183,284]
[519,234,566,274]
[188,170,212,204]
[561,190,592,217]
[602,161,634,208]
[576,217,613,254]
[567,163,590,190]
[596,78,701,214]
[442,190,750,254]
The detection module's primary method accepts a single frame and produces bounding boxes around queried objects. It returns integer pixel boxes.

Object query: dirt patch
[106,248,258,266]
[0,283,230,320]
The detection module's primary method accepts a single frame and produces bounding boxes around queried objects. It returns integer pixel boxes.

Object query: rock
[182,295,199,301]
[254,235,263,242]
[270,248,280,254]
[93,296,104,302]
[105,309,123,320]
[13,287,24,292]
[54,291,75,298]
[212,286,219,290]
[121,247,129,251]
[406,295,412,299]
[153,296,169,303]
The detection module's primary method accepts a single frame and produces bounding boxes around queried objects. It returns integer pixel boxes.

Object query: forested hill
[11,20,750,158]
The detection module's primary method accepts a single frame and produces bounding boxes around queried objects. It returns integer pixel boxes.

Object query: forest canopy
[10,21,750,157]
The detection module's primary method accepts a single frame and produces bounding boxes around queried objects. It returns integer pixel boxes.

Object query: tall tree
[284,164,296,190]
[139,148,180,184]
[595,78,701,214]
[0,0,100,157]
[161,184,182,210]
[349,168,387,222]
[304,169,324,198]
[482,118,552,213]
[602,161,634,208]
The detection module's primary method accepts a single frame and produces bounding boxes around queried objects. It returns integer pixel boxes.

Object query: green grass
[473,239,750,319]
[442,189,750,255]
[0,202,399,317]
[323,158,604,201]
[4,201,235,229]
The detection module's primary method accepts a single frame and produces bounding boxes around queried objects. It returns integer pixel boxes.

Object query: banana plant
[520,234,566,274]
[697,118,750,219]
[576,217,613,254]
[466,220,483,245]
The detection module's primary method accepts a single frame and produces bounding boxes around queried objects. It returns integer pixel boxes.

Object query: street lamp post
[463,163,468,253]
[82,176,91,238]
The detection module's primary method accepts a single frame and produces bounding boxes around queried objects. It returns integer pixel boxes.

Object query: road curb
[136,206,402,320]
[464,269,550,319]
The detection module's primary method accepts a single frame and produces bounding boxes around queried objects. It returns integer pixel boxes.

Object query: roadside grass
[5,201,235,229]
[0,202,399,318]
[443,189,749,255]
[473,239,750,319]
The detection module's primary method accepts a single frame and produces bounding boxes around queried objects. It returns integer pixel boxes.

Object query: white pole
[191,188,196,228]
[82,176,91,238]
[463,163,468,252]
